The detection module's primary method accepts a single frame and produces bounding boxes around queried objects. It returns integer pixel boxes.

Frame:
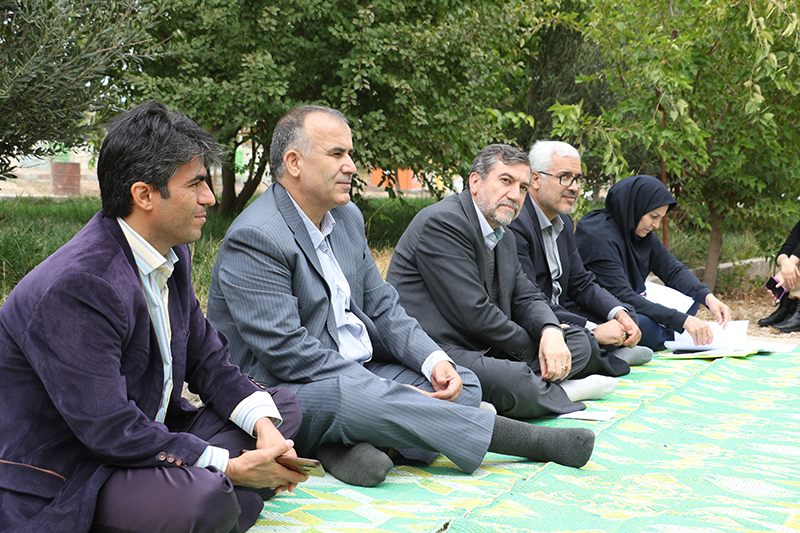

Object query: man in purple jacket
[0,101,306,533]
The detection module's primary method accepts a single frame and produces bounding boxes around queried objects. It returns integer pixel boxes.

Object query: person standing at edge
[207,106,597,489]
[387,143,618,419]
[0,100,307,533]
[507,140,652,372]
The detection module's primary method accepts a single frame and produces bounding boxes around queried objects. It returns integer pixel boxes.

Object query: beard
[475,191,519,227]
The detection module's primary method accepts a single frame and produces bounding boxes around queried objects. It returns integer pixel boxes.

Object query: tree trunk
[702,204,724,292]
[216,159,237,217]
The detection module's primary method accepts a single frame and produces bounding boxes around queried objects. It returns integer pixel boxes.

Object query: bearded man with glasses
[508,141,654,376]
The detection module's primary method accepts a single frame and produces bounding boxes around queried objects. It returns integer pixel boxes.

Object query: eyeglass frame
[538,171,584,188]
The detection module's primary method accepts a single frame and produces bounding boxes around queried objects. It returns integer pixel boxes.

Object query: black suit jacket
[387,189,560,367]
[508,195,635,327]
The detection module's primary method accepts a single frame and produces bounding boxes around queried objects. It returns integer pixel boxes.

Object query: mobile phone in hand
[766,276,788,300]
[275,455,326,477]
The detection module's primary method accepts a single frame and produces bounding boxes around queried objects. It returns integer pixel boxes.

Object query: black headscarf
[576,175,677,294]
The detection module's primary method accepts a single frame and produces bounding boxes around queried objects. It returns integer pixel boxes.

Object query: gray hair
[269,105,349,181]
[528,140,580,173]
[467,144,529,191]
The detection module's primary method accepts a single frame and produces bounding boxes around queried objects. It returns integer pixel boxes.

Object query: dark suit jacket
[386,189,560,366]
[508,195,634,327]
[0,213,263,532]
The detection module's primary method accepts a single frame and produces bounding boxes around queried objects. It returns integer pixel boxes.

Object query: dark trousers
[91,387,301,533]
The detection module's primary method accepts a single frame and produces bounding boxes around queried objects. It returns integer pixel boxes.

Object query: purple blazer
[0,212,263,532]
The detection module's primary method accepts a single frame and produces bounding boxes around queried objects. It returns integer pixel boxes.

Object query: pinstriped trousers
[281,361,495,475]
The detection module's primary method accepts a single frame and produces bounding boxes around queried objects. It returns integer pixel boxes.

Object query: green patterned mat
[252,351,800,533]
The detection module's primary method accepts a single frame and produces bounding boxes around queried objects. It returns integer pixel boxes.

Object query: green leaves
[134,0,533,215]
[0,0,162,179]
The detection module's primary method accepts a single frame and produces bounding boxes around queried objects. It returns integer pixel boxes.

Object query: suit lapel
[102,215,164,419]
[273,183,342,344]
[457,190,493,297]
[556,214,571,296]
[273,183,326,281]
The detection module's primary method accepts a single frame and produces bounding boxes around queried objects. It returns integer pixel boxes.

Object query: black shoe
[758,296,796,327]
[774,299,800,332]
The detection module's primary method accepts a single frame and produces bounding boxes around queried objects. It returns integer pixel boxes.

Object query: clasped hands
[225,417,309,494]
[593,310,641,347]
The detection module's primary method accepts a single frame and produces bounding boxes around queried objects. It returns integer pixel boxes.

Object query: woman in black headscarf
[574,175,731,350]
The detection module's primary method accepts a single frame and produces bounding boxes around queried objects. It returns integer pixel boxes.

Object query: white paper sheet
[556,410,617,421]
[665,319,749,351]
[644,281,696,313]
[664,320,797,354]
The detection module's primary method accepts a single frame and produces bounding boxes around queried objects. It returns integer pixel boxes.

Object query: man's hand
[225,418,308,494]
[683,315,713,346]
[705,294,731,328]
[429,360,463,402]
[225,437,308,493]
[538,327,572,382]
[614,310,642,347]
[592,320,626,346]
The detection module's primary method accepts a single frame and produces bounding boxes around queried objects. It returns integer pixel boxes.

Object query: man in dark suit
[387,144,619,420]
[207,106,596,489]
[0,101,308,533]
[507,141,652,370]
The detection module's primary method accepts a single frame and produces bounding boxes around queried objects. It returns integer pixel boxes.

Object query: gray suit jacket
[207,182,442,389]
[386,189,561,367]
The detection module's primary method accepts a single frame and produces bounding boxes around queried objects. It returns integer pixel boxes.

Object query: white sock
[479,401,498,414]
[613,345,653,366]
[561,375,618,402]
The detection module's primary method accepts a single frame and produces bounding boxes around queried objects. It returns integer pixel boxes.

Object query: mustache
[497,200,519,213]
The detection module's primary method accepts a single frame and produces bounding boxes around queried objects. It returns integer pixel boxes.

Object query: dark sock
[315,442,393,487]
[488,416,595,468]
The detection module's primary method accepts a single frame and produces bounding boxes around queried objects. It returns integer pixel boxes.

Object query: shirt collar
[470,196,505,248]
[117,217,178,276]
[288,193,336,249]
[532,200,564,236]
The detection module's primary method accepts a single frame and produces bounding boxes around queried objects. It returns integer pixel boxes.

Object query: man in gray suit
[207,105,596,488]
[387,144,618,419]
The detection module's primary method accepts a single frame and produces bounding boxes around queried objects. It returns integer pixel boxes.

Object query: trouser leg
[93,387,301,533]
[637,314,672,351]
[286,370,494,474]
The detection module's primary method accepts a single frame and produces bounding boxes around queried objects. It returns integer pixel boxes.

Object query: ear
[530,171,543,192]
[284,148,303,179]
[468,172,482,195]
[130,182,157,212]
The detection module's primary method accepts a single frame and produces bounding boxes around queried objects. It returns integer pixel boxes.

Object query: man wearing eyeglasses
[388,144,620,420]
[508,141,652,376]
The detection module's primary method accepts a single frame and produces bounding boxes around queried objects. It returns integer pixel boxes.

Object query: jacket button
[174,458,183,467]
[157,452,167,461]
[166,454,175,464]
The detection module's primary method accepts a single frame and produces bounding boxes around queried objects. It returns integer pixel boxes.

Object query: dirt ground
[699,289,800,342]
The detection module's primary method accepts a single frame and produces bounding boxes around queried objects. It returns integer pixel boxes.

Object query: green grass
[0,197,101,300]
[358,195,438,250]
[663,226,765,268]
[0,195,771,304]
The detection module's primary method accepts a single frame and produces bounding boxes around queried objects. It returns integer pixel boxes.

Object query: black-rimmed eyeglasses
[538,171,584,188]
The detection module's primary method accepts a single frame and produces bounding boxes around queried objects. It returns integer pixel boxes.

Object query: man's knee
[92,466,240,533]
[564,327,593,371]
[455,366,483,407]
[268,386,302,439]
